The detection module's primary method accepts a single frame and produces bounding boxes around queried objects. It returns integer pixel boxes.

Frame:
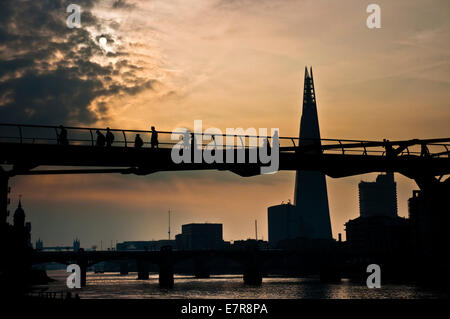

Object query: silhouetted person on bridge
[57,125,68,145]
[105,127,115,147]
[134,134,143,148]
[151,126,158,149]
[421,143,431,157]
[96,130,106,147]
[383,139,394,158]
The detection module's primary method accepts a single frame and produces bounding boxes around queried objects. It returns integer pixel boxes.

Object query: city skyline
[6,159,423,248]
[1,0,449,248]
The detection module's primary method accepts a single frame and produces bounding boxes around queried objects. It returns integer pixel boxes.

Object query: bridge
[31,247,332,287]
[38,246,76,252]
[1,123,449,225]
[1,123,448,287]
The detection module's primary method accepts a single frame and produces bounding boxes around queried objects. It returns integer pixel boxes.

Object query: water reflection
[32,270,447,299]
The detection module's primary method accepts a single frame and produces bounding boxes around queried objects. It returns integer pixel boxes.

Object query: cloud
[0,0,156,125]
[112,0,136,9]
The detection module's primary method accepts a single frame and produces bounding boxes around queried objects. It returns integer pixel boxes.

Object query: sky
[1,0,449,248]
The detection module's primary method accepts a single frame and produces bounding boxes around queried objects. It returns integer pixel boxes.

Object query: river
[29,270,447,299]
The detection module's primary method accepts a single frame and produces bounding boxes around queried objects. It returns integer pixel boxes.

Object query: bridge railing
[0,123,449,158]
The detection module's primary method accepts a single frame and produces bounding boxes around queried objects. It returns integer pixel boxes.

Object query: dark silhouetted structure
[116,240,176,251]
[134,134,143,148]
[268,202,300,246]
[345,215,409,255]
[105,127,114,147]
[73,238,80,252]
[34,238,81,252]
[359,172,398,218]
[151,126,158,148]
[176,223,223,250]
[35,238,43,251]
[57,125,68,145]
[345,173,409,255]
[294,67,332,240]
[95,130,106,147]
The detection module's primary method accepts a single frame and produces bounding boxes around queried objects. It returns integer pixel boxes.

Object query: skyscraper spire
[294,67,332,239]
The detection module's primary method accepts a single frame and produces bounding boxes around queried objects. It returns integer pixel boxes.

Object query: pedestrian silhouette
[421,143,430,157]
[105,127,115,147]
[383,139,393,157]
[96,130,106,147]
[135,134,144,148]
[151,126,158,149]
[57,125,68,145]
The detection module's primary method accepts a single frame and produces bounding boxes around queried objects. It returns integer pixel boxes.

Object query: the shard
[294,67,333,239]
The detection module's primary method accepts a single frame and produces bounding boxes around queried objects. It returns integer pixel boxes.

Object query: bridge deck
[0,123,449,179]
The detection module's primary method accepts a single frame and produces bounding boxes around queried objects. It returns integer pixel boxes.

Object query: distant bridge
[37,246,76,252]
[31,247,327,286]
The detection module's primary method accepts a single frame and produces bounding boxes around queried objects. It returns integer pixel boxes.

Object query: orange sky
[6,0,450,247]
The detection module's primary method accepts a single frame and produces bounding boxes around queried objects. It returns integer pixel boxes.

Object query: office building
[268,202,301,246]
[176,223,223,250]
[359,172,398,218]
[345,173,408,254]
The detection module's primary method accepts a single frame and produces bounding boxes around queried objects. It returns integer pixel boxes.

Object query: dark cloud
[0,0,154,125]
[112,0,136,9]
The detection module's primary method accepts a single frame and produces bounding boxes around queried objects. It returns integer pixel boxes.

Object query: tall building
[359,172,398,218]
[176,223,223,250]
[345,173,408,254]
[12,199,32,248]
[267,202,300,246]
[13,199,25,229]
[35,238,43,251]
[73,238,81,252]
[293,67,332,239]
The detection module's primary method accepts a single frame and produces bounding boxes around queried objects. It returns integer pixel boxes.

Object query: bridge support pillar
[194,256,211,278]
[317,244,342,283]
[243,264,262,285]
[136,260,149,280]
[76,249,87,287]
[319,264,341,283]
[120,262,129,275]
[80,264,87,287]
[159,264,174,288]
[243,250,262,285]
[159,246,174,288]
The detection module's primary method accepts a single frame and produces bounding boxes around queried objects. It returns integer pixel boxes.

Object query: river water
[31,270,447,299]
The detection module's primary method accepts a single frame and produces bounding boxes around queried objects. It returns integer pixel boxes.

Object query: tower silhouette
[294,67,332,239]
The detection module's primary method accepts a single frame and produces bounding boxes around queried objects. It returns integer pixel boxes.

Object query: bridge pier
[120,262,129,275]
[136,260,149,280]
[194,256,211,278]
[319,264,341,283]
[243,250,262,285]
[159,246,174,288]
[243,264,262,285]
[76,249,87,287]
